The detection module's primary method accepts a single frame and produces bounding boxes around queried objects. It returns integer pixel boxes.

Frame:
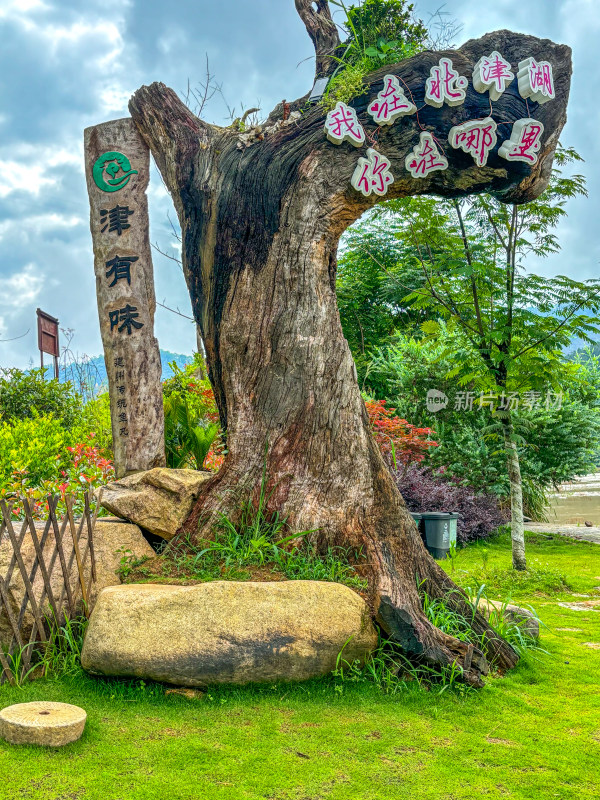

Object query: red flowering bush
[1,434,115,519]
[365,399,438,470]
[64,440,115,489]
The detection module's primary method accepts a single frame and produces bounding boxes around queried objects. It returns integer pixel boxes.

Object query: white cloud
[0,160,53,198]
[0,143,82,198]
[0,263,44,307]
[98,85,131,114]
[0,213,83,241]
[0,0,48,20]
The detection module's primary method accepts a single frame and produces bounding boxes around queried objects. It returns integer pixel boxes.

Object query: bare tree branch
[0,329,29,343]
[295,0,341,78]
[157,300,195,322]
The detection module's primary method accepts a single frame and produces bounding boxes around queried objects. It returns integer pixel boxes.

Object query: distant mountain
[568,340,600,361]
[59,350,194,393]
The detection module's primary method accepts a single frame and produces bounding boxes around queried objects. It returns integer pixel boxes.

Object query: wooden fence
[0,492,99,685]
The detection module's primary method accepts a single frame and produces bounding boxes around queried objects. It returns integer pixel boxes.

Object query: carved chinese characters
[473,51,514,101]
[498,118,544,163]
[517,57,555,104]
[425,58,468,108]
[448,118,498,167]
[351,148,394,196]
[85,118,165,478]
[367,75,416,125]
[324,102,365,146]
[324,51,554,195]
[405,133,448,178]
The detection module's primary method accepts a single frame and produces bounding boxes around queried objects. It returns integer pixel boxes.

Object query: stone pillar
[84,118,165,478]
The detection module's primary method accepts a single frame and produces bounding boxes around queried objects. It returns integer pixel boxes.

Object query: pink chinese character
[425,58,468,108]
[324,101,365,147]
[498,118,544,164]
[405,132,448,178]
[473,51,514,101]
[448,117,498,167]
[517,57,555,104]
[367,74,416,125]
[351,148,394,197]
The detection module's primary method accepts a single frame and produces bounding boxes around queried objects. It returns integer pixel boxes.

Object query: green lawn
[1,531,600,800]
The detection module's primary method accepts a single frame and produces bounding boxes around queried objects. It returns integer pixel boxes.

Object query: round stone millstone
[0,702,86,747]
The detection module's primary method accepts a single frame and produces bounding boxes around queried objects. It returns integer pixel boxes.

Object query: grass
[122,536,368,592]
[117,467,368,592]
[1,529,600,799]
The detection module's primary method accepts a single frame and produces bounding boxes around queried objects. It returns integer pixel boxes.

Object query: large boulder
[81,581,378,686]
[475,598,540,639]
[0,519,154,647]
[101,468,212,540]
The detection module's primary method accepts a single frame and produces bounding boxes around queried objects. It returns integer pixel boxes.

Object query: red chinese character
[498,118,544,164]
[324,101,365,146]
[351,148,394,196]
[473,51,514,101]
[405,132,448,178]
[368,74,416,125]
[517,57,555,104]
[448,117,498,167]
[532,62,554,96]
[425,57,468,108]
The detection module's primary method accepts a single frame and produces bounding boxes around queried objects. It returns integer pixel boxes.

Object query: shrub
[163,355,224,471]
[0,414,114,518]
[72,392,113,458]
[0,413,71,488]
[365,398,437,469]
[363,331,600,515]
[0,368,82,428]
[395,465,507,544]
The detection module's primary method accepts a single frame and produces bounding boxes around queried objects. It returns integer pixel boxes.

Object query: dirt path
[526,523,600,545]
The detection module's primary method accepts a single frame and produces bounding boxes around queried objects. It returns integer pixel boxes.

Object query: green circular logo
[92,151,138,192]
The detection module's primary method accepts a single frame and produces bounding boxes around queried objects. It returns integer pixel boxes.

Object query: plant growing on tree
[323,0,427,107]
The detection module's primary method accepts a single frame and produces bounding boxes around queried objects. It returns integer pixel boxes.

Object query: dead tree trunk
[129,5,571,685]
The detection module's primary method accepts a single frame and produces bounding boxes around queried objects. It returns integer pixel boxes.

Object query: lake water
[544,473,600,524]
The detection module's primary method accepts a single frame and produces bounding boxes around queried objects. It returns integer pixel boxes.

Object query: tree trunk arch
[129,8,571,685]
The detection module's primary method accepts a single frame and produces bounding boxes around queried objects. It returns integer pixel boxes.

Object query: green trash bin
[409,512,425,544]
[421,512,459,559]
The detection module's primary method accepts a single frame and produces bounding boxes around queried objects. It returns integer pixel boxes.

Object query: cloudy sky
[0,0,597,368]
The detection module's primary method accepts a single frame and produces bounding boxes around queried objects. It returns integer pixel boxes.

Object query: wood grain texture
[129,23,572,684]
[84,118,165,477]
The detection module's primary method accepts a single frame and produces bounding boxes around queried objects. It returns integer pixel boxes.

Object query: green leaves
[164,393,219,471]
[322,0,427,108]
[0,367,82,429]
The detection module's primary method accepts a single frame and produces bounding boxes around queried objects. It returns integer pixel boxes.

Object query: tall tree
[398,148,600,569]
[336,214,427,365]
[128,1,572,684]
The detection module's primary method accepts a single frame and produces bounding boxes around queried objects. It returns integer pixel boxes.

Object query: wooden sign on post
[84,118,165,478]
[36,308,60,379]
